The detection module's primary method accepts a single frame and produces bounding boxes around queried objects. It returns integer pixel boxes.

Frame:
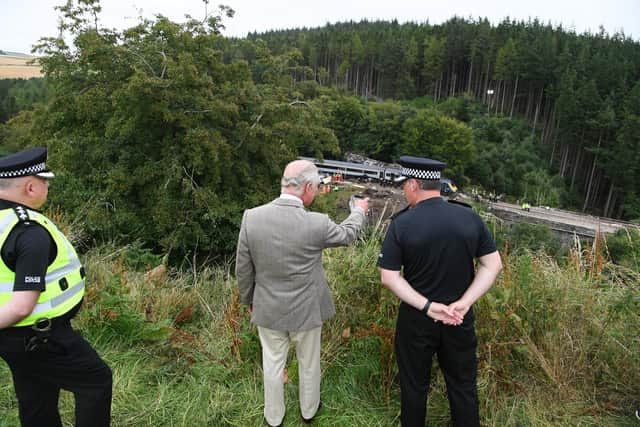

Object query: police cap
[395,156,445,183]
[0,147,55,179]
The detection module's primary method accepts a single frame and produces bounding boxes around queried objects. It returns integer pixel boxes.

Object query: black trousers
[395,304,479,427]
[0,320,112,427]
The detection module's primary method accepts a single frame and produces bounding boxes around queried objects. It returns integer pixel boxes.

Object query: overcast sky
[1,0,639,54]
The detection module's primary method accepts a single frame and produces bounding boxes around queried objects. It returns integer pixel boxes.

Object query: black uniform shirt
[377,197,496,304]
[0,199,56,292]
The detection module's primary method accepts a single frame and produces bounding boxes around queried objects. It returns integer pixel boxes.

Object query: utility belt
[0,316,71,353]
[0,299,82,354]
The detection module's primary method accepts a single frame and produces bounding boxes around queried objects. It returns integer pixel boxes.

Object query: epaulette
[447,199,472,209]
[390,205,410,220]
[13,206,30,222]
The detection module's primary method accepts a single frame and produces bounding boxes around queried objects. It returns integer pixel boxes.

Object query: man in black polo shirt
[377,156,502,427]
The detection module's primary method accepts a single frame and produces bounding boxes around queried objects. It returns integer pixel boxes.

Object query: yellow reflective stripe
[0,212,18,292]
[0,252,81,293]
[0,263,81,291]
[45,259,82,283]
[0,213,15,231]
[28,280,85,315]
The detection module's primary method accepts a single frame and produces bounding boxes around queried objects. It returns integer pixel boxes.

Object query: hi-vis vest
[0,207,85,327]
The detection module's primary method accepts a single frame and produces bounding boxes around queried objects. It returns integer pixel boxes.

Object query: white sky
[1,0,639,54]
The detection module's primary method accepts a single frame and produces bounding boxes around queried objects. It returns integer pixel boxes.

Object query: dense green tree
[327,96,366,153]
[362,101,406,161]
[0,79,48,123]
[4,8,640,221]
[4,1,338,260]
[401,110,474,181]
[605,81,640,219]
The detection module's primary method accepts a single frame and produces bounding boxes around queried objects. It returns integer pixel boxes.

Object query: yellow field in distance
[0,55,43,79]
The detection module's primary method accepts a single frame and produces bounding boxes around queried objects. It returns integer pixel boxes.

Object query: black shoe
[301,401,322,424]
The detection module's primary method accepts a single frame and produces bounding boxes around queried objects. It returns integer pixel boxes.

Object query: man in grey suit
[235,159,369,427]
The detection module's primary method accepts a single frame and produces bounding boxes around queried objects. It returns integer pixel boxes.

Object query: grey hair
[417,179,441,191]
[281,163,320,196]
[0,178,19,190]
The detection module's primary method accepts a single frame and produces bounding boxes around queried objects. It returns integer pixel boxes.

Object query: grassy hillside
[0,219,637,426]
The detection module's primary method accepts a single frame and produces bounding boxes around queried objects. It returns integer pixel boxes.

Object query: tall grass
[0,228,638,425]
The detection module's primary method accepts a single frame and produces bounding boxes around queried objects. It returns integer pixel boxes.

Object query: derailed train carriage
[300,157,458,195]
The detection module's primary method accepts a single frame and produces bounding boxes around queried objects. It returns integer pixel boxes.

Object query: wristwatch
[421,300,432,316]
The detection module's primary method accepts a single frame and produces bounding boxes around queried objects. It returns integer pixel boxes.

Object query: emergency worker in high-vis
[0,147,112,427]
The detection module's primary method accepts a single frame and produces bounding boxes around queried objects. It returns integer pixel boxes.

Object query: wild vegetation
[0,3,639,424]
[1,204,638,426]
[0,78,47,125]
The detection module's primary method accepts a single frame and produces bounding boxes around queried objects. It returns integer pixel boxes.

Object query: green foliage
[466,116,562,200]
[401,110,475,183]
[606,228,640,271]
[121,241,164,271]
[605,81,640,218]
[327,96,366,153]
[82,268,172,345]
[436,94,474,122]
[362,101,407,161]
[497,222,565,259]
[521,170,563,207]
[0,78,48,123]
[248,18,640,219]
[5,2,342,261]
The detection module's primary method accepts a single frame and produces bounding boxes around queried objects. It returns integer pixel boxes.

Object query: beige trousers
[257,326,322,426]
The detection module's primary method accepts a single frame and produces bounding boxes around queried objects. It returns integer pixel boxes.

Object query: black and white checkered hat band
[402,167,441,180]
[0,162,46,178]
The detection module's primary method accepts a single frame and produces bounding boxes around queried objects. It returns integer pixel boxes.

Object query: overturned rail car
[300,157,457,195]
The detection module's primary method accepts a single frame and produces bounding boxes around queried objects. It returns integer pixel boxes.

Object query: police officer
[0,147,112,427]
[377,156,502,427]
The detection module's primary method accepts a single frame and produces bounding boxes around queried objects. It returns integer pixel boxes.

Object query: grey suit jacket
[235,197,366,331]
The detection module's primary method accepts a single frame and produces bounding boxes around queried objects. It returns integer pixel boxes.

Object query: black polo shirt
[0,199,56,292]
[377,197,496,304]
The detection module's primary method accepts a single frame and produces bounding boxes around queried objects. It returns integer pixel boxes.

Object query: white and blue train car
[300,157,457,194]
[299,157,402,183]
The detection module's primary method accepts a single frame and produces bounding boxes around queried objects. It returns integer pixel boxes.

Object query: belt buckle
[31,317,52,332]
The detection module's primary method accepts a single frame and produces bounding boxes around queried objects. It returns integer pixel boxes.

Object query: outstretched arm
[323,198,369,248]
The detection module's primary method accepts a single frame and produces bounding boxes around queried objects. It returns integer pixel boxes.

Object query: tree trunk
[483,61,490,102]
[542,105,555,145]
[560,144,569,177]
[525,87,533,120]
[450,72,457,97]
[510,74,519,119]
[616,198,625,219]
[592,171,603,212]
[570,145,582,191]
[532,88,541,134]
[604,182,614,217]
[582,134,602,212]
